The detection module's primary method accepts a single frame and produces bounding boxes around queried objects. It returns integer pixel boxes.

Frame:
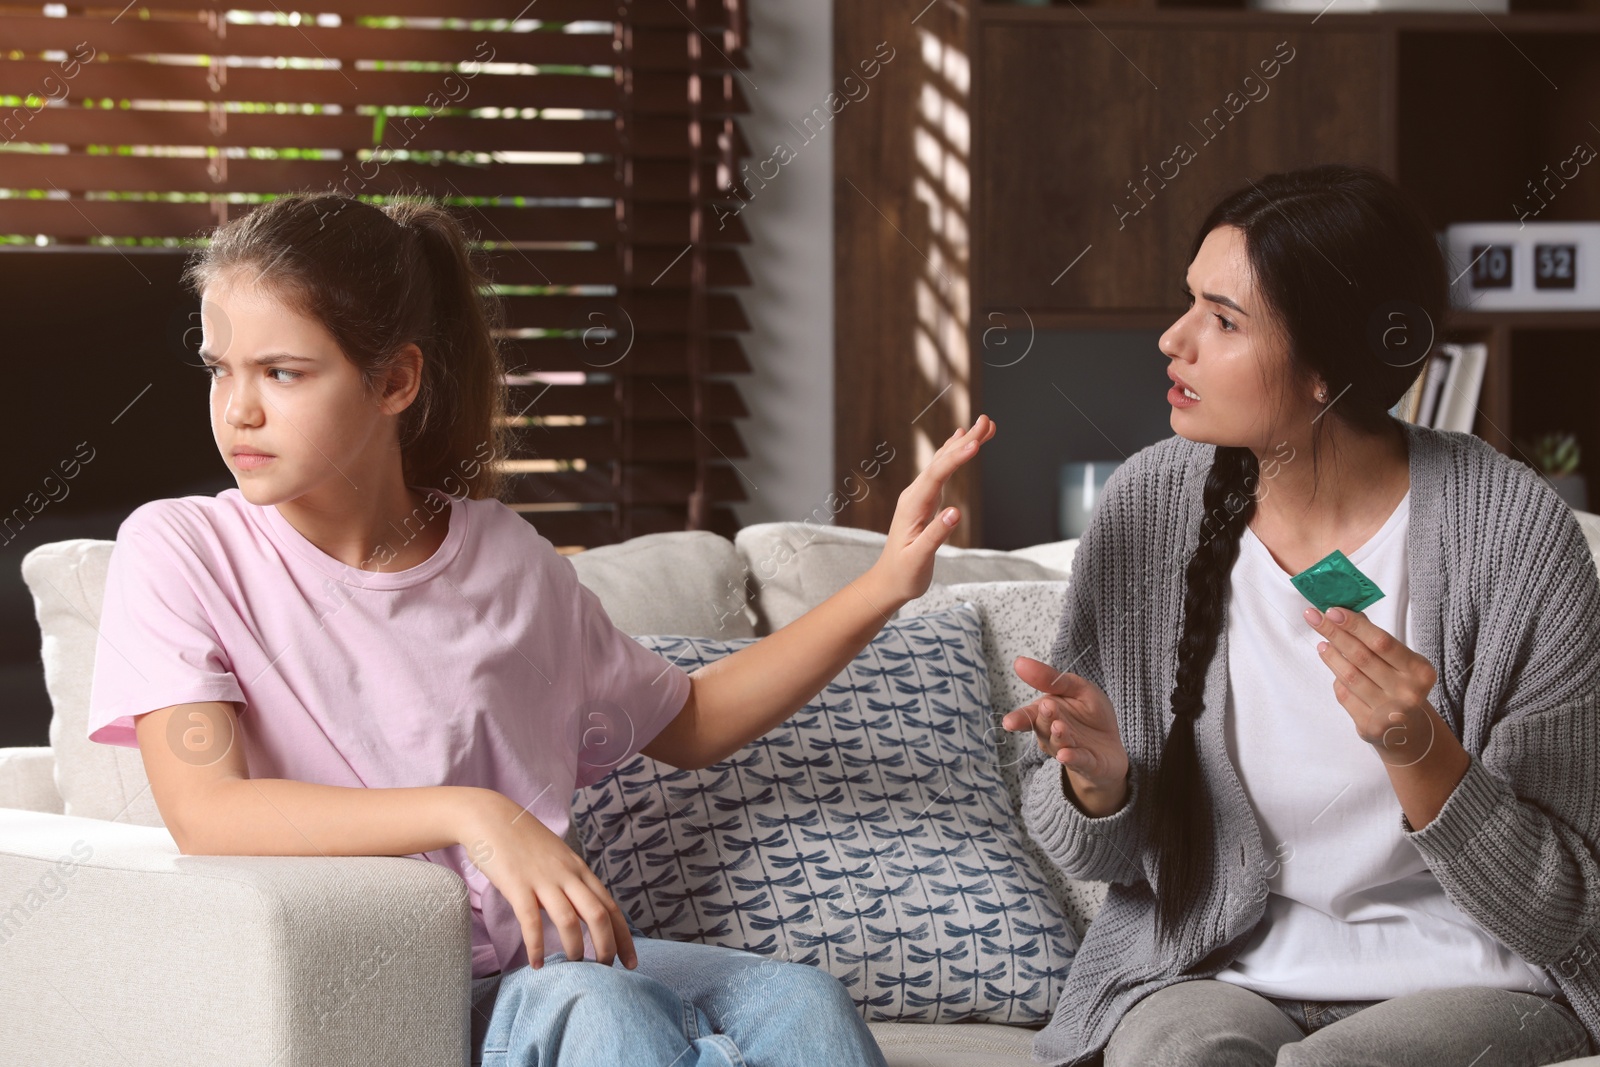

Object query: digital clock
[1446,222,1600,310]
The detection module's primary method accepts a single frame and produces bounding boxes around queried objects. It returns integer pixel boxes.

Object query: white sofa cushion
[567,529,757,640]
[0,747,62,814]
[734,520,1071,633]
[1577,509,1600,572]
[572,603,1077,1025]
[21,538,162,827]
[868,1019,1040,1065]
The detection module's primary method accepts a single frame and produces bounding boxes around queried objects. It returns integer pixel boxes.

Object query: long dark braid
[1151,444,1259,946]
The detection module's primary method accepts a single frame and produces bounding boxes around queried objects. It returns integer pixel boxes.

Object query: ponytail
[384,198,512,500]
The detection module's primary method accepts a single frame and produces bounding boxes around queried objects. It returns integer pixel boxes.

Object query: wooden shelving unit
[833,0,1600,546]
[972,2,1600,458]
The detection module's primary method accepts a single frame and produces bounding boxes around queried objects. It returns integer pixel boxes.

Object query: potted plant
[1518,431,1588,511]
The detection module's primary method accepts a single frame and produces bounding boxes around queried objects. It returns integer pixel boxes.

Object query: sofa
[6,509,1600,1067]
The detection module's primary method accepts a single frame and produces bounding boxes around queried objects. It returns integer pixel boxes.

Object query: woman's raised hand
[870,415,997,605]
[1005,656,1130,799]
[461,792,636,970]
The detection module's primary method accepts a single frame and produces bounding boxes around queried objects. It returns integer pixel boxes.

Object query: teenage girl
[1002,163,1600,1066]
[84,191,997,1067]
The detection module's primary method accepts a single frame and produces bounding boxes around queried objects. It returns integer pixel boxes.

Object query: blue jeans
[1103,978,1594,1066]
[469,934,889,1067]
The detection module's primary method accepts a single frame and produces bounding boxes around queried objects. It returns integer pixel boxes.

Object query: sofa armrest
[1,809,473,1067]
[0,746,62,814]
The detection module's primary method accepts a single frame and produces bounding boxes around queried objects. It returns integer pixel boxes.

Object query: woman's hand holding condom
[1005,656,1131,814]
[1304,604,1462,769]
[460,790,636,970]
[1303,604,1475,832]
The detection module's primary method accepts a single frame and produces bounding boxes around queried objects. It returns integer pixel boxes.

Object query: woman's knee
[1279,986,1594,1067]
[1105,980,1301,1067]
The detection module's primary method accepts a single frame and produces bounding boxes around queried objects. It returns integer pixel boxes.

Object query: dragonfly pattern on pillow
[569,602,1078,1024]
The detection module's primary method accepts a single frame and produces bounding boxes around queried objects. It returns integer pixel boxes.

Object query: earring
[1316,387,1328,403]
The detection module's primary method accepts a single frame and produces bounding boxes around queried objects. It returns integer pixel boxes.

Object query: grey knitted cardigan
[1020,419,1600,1066]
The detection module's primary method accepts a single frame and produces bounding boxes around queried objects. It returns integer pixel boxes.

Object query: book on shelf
[1389,342,1486,434]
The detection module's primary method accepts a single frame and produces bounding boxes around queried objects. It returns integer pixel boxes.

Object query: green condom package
[1289,548,1386,613]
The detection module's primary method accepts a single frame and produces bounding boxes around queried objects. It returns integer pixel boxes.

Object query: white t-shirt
[1213,488,1559,1000]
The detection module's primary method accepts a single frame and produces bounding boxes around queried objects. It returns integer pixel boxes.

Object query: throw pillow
[571,603,1077,1024]
[895,582,1109,939]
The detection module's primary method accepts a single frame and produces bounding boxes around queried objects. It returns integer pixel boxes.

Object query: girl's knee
[730,958,858,1021]
[483,959,698,1062]
[501,957,654,1012]
[771,961,854,1003]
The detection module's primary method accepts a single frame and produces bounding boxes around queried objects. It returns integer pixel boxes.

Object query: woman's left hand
[1304,605,1442,767]
[869,415,996,606]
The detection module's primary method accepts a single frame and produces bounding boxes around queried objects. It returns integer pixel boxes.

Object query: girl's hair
[181,191,511,501]
[1148,162,1449,949]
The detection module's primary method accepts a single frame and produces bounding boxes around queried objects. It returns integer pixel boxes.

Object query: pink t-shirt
[86,485,692,978]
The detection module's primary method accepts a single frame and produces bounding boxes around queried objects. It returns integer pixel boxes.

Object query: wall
[979,329,1173,551]
[725,0,837,530]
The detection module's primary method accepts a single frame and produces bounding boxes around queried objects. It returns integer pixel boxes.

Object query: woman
[1002,162,1600,1066]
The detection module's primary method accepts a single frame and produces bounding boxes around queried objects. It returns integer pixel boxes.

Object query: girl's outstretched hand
[1005,656,1129,797]
[869,415,996,605]
[462,791,636,970]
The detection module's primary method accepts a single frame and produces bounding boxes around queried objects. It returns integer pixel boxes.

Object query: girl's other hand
[461,791,636,970]
[869,414,996,604]
[1005,656,1130,796]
